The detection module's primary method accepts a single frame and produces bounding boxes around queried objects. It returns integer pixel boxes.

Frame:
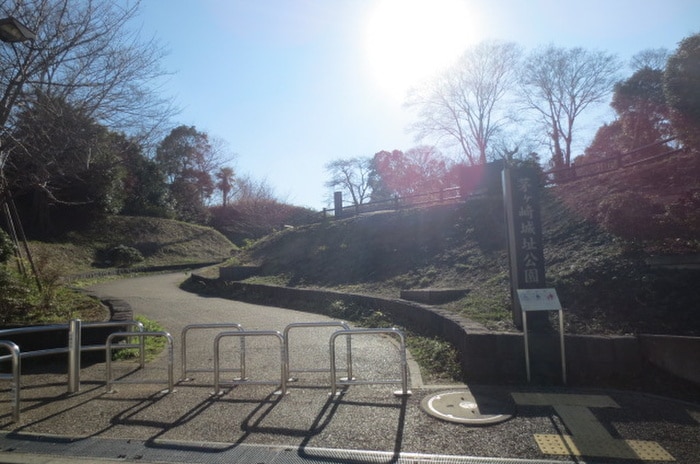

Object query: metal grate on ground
[0,432,604,464]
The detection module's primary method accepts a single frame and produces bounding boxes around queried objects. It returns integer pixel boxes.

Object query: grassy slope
[28,216,236,275]
[238,193,700,336]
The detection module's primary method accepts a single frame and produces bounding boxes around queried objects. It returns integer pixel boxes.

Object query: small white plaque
[517,288,562,311]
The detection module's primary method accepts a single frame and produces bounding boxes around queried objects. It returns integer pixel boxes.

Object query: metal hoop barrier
[283,321,353,382]
[105,331,174,394]
[329,328,412,397]
[213,330,287,396]
[180,323,245,381]
[0,341,20,422]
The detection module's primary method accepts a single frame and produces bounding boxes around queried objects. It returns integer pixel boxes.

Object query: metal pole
[330,334,339,397]
[139,330,145,368]
[213,330,247,395]
[396,329,410,397]
[344,327,353,381]
[213,333,222,395]
[10,342,19,422]
[559,308,567,384]
[166,333,174,393]
[68,319,81,393]
[279,335,287,396]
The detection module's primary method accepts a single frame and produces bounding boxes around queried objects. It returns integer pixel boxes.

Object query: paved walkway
[0,273,698,463]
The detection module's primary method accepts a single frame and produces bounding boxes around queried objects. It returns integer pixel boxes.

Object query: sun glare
[365,0,477,101]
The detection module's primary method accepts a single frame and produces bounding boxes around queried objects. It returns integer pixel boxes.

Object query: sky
[133,0,700,209]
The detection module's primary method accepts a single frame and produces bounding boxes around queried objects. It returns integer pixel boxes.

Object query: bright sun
[365,0,477,101]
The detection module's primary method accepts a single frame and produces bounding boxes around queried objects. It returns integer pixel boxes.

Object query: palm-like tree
[216,167,235,207]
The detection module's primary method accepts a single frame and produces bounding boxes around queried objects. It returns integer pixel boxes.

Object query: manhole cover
[420,390,514,425]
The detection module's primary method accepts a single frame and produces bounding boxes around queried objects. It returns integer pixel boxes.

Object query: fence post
[68,318,81,393]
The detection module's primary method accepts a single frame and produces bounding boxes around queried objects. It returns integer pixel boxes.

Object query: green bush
[0,266,104,324]
[406,336,462,382]
[106,245,144,267]
[0,268,33,323]
[111,315,166,361]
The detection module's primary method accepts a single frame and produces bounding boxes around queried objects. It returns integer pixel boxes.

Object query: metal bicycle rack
[105,331,174,394]
[329,328,412,397]
[283,321,353,382]
[0,341,20,422]
[180,323,245,382]
[213,330,287,396]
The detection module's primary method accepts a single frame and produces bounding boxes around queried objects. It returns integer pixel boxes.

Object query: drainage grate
[0,433,594,464]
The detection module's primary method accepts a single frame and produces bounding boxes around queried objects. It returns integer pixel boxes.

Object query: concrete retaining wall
[400,288,470,305]
[207,278,699,391]
[219,266,262,281]
[638,334,700,385]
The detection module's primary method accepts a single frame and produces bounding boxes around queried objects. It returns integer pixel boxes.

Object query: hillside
[236,192,700,336]
[28,216,235,276]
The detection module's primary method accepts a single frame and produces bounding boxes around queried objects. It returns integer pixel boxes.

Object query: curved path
[87,272,411,386]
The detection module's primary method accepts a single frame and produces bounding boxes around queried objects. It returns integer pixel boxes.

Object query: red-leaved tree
[369,147,454,203]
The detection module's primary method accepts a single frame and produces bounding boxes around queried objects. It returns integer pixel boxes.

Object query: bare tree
[325,157,372,206]
[407,40,522,165]
[630,48,669,71]
[0,0,175,150]
[520,46,620,168]
[232,174,276,203]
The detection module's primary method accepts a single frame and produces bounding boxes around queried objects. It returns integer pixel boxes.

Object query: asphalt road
[0,272,698,464]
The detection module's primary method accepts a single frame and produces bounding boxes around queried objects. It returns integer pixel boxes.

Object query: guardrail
[0,321,145,375]
[0,319,144,421]
[329,328,411,397]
